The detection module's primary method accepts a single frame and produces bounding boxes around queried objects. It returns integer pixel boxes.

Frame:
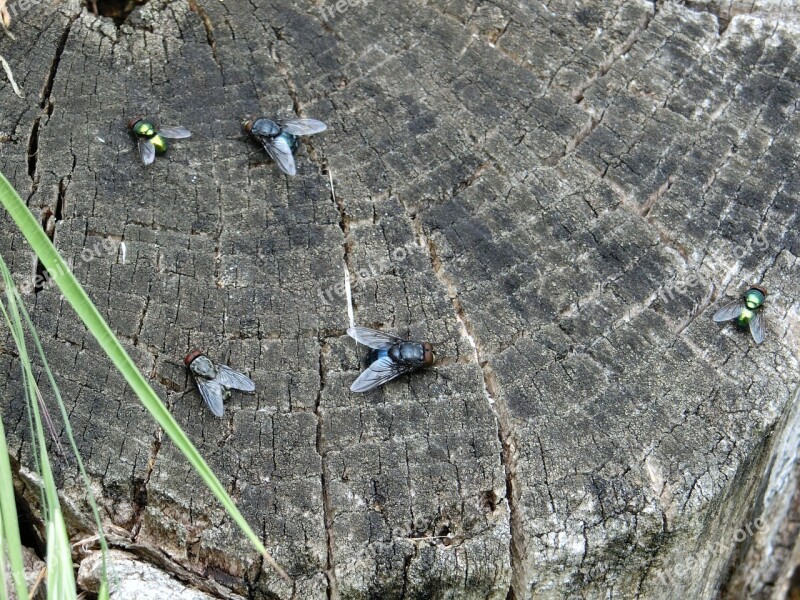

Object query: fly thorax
[397,343,424,365]
[745,289,765,310]
[388,345,404,363]
[252,119,281,137]
[134,121,156,137]
[191,355,218,378]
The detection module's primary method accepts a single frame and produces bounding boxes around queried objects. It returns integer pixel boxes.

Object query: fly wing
[263,136,297,176]
[215,364,256,392]
[749,310,765,344]
[195,377,225,417]
[347,326,402,350]
[138,138,156,165]
[350,356,413,393]
[712,299,744,322]
[158,126,192,139]
[281,119,327,136]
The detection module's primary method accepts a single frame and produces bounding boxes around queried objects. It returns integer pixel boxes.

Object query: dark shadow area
[87,0,148,26]
[15,486,46,559]
[787,564,800,600]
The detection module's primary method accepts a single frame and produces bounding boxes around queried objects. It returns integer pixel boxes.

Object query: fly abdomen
[280,131,299,153]
[151,134,168,154]
[737,308,754,327]
[368,348,389,365]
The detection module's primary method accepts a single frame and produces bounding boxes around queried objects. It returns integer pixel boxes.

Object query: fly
[347,326,435,392]
[243,117,327,176]
[712,284,768,344]
[128,117,191,165]
[184,350,255,417]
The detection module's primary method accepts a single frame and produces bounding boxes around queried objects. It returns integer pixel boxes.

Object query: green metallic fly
[713,285,767,344]
[128,117,191,165]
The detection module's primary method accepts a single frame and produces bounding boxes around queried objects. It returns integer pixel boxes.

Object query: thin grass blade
[0,463,24,600]
[45,507,75,600]
[1,256,77,599]
[0,277,30,600]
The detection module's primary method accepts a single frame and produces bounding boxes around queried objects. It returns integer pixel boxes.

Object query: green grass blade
[0,253,77,598]
[0,268,31,600]
[0,413,26,600]
[15,280,111,590]
[2,251,106,598]
[98,579,110,600]
[0,522,9,600]
[46,507,76,600]
[0,171,287,580]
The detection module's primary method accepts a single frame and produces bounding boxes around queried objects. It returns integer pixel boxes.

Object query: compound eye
[184,349,203,366]
[423,345,434,366]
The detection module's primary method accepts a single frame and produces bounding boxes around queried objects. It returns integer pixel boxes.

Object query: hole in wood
[87,0,148,26]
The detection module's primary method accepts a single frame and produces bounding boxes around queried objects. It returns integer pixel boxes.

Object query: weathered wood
[0,0,798,598]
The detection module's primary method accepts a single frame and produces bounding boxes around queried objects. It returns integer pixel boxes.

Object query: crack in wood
[314,341,338,600]
[188,0,221,71]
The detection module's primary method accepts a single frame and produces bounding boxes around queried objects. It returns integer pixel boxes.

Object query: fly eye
[423,348,434,366]
[184,349,203,366]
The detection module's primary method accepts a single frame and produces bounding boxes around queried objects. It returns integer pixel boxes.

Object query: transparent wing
[138,138,156,165]
[749,310,765,344]
[215,364,255,392]
[347,326,402,349]
[263,136,297,176]
[195,377,225,417]
[350,356,413,393]
[712,299,744,322]
[158,126,192,139]
[282,119,327,136]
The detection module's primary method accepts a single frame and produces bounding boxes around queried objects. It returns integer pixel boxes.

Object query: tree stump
[0,0,798,598]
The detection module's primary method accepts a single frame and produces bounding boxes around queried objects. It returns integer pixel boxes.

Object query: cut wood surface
[0,0,799,598]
